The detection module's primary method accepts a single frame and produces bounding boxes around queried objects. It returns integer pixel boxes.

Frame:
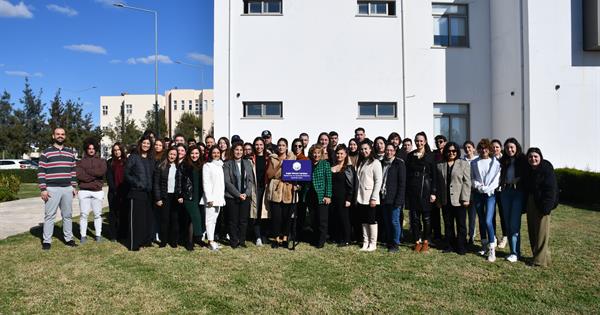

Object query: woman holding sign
[307,144,332,249]
[266,138,297,248]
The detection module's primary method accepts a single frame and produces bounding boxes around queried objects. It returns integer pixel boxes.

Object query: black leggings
[408,192,432,242]
[358,204,377,224]
[270,202,291,238]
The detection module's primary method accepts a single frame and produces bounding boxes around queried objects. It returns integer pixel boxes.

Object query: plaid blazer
[310,160,332,204]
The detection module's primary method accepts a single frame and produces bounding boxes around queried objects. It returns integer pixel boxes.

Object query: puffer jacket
[124,153,154,194]
[175,162,203,201]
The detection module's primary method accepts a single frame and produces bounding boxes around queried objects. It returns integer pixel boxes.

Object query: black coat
[522,160,559,215]
[380,157,406,208]
[333,165,356,203]
[153,163,177,202]
[175,163,203,201]
[106,158,129,204]
[500,154,529,191]
[124,153,154,194]
[405,150,437,199]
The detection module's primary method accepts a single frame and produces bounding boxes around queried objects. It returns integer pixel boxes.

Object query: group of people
[38,126,558,267]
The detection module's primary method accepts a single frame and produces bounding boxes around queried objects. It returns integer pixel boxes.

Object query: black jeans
[270,202,291,239]
[159,193,180,247]
[308,191,329,246]
[332,197,351,244]
[432,205,442,240]
[408,193,431,242]
[226,197,250,246]
[444,204,467,253]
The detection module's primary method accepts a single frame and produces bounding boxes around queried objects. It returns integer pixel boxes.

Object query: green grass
[0,205,598,314]
[16,183,39,200]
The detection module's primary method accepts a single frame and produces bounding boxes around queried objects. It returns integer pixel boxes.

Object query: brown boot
[415,242,422,252]
[421,240,430,253]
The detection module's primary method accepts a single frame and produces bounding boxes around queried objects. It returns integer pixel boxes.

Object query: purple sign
[282,160,312,182]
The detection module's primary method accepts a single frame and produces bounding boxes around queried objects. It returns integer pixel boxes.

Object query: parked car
[0,159,38,170]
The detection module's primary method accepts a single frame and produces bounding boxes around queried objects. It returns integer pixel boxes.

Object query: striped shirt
[38,145,77,191]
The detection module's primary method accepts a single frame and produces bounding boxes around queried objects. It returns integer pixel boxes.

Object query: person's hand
[178,198,184,204]
[156,200,163,207]
[462,201,470,207]
[207,201,213,207]
[323,197,331,205]
[430,195,436,203]
[240,194,247,201]
[345,201,351,208]
[369,199,377,208]
[41,191,49,202]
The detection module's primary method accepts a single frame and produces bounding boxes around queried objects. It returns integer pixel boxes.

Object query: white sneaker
[487,243,497,262]
[209,242,220,251]
[256,238,263,246]
[506,254,518,263]
[478,239,488,256]
[498,236,508,249]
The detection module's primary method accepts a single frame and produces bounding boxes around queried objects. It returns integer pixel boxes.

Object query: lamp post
[174,60,205,88]
[114,2,160,138]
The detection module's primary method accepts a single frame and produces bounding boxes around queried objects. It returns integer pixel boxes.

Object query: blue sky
[0,0,213,125]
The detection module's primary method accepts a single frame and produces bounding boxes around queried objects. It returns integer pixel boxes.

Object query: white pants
[79,190,105,237]
[205,206,221,241]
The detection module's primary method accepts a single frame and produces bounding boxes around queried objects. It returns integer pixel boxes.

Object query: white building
[165,88,215,139]
[214,0,600,171]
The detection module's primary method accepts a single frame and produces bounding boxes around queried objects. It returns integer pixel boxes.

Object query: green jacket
[310,160,332,204]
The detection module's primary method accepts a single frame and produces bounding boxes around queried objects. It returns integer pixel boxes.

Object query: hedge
[0,174,21,202]
[555,168,600,208]
[0,169,38,183]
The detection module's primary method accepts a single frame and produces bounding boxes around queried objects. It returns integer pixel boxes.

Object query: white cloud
[109,59,122,64]
[187,52,213,66]
[127,54,173,65]
[46,4,78,17]
[0,0,33,18]
[64,44,107,55]
[5,70,43,77]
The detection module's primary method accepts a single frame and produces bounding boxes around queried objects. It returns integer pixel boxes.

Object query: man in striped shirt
[39,128,78,250]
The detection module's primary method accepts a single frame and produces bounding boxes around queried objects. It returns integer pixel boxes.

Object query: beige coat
[249,157,269,219]
[356,159,383,205]
[436,159,471,207]
[265,152,296,204]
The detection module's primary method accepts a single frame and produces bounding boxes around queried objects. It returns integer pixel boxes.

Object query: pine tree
[0,91,13,157]
[104,114,142,147]
[142,108,167,137]
[48,89,65,131]
[175,112,203,140]
[19,78,47,152]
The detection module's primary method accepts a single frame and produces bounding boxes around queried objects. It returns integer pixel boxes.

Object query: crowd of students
[38,127,558,267]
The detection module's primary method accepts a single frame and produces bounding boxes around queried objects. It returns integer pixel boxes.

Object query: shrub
[0,174,21,202]
[0,169,38,183]
[555,168,600,209]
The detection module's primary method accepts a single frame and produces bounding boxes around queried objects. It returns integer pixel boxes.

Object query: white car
[0,159,38,170]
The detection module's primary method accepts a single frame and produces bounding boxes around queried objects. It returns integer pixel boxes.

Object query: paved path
[0,187,109,240]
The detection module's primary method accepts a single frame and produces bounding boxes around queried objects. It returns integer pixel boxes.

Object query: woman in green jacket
[307,144,332,248]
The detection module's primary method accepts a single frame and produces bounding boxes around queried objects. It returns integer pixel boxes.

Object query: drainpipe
[400,0,407,137]
[519,0,526,145]
[227,0,232,138]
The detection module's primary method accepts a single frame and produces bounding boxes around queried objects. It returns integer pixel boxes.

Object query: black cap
[231,135,242,143]
[261,130,272,138]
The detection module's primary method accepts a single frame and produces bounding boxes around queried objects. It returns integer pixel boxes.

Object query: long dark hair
[442,142,461,161]
[158,147,178,170]
[291,138,304,156]
[111,142,127,162]
[414,131,432,153]
[207,146,221,162]
[348,138,359,156]
[253,137,265,156]
[357,140,375,168]
[500,137,524,168]
[135,135,154,157]
[184,145,203,169]
[229,143,244,160]
[334,144,350,170]
[373,136,387,154]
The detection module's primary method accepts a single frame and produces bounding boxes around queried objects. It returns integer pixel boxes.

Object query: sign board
[281,160,312,182]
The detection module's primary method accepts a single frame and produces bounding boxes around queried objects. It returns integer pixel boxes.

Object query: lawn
[0,205,598,314]
[16,183,39,200]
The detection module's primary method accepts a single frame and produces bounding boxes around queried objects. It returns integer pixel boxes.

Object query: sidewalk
[0,187,109,240]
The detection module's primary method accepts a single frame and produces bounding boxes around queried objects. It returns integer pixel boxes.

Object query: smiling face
[505,143,517,157]
[167,149,177,163]
[336,148,347,163]
[478,146,490,159]
[233,146,243,160]
[415,135,426,151]
[112,145,122,159]
[177,146,186,160]
[384,144,395,159]
[492,142,502,157]
[244,144,253,156]
[218,139,228,151]
[277,140,287,155]
[528,151,541,167]
[254,140,264,154]
[318,134,329,147]
[300,135,309,148]
[311,147,322,162]
[140,139,151,153]
[86,144,96,157]
[446,144,458,161]
[402,140,412,152]
[190,148,200,162]
[210,148,221,161]
[375,139,386,154]
[53,128,66,145]
[349,140,358,152]
[360,143,371,158]
[464,143,475,156]
[205,137,215,148]
[292,141,303,154]
[154,141,163,153]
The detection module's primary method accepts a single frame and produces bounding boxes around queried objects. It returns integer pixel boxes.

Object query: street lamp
[174,60,205,88]
[113,2,160,138]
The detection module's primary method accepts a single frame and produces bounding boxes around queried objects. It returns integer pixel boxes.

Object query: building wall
[165,89,202,138]
[215,0,493,146]
[525,0,600,171]
[200,89,215,140]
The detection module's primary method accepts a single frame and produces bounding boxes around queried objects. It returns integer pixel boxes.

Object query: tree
[0,91,13,156]
[19,78,46,151]
[142,108,167,137]
[174,112,202,140]
[47,89,65,131]
[61,99,101,155]
[104,114,142,147]
[8,109,28,158]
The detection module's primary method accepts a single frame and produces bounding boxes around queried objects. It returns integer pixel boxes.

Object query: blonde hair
[308,144,327,161]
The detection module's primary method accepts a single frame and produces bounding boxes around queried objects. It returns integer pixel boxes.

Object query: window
[173,100,177,110]
[433,103,469,145]
[432,3,468,47]
[244,0,282,14]
[357,1,396,16]
[189,100,193,111]
[358,102,397,118]
[125,104,132,115]
[195,100,200,114]
[102,105,108,116]
[243,102,282,118]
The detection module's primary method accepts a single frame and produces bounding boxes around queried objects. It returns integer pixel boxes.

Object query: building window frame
[173,100,177,111]
[432,3,469,48]
[243,0,283,15]
[102,105,108,116]
[242,101,283,119]
[125,104,132,115]
[433,103,470,145]
[357,1,396,17]
[357,102,397,119]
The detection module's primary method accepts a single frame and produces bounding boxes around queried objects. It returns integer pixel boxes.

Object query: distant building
[165,88,214,140]
[214,0,600,171]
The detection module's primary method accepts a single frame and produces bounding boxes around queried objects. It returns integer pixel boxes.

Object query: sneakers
[80,237,87,244]
[65,240,78,247]
[209,242,220,251]
[506,254,518,263]
[388,245,399,253]
[478,239,488,256]
[95,236,103,243]
[487,242,497,262]
[256,238,263,246]
[42,243,51,250]
[498,236,508,249]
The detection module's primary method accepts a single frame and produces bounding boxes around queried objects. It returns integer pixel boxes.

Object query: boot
[421,240,429,253]
[367,224,378,252]
[360,224,369,251]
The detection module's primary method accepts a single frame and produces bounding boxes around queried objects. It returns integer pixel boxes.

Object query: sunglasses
[447,149,457,153]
